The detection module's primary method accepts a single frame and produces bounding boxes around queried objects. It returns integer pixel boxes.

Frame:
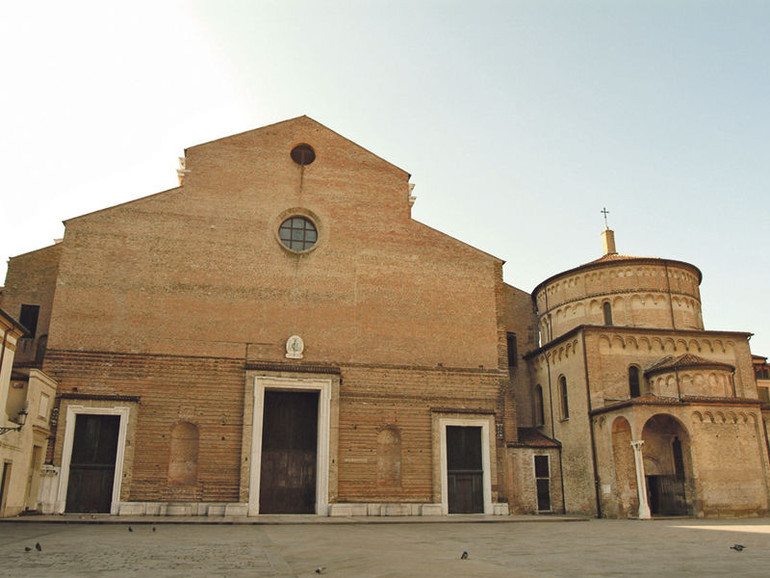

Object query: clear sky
[1,1,768,355]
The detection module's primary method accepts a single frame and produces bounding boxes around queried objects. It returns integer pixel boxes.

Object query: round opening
[290,144,316,166]
[279,216,318,252]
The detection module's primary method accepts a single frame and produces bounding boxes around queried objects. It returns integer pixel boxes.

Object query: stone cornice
[591,395,760,416]
[524,325,753,361]
[57,393,141,403]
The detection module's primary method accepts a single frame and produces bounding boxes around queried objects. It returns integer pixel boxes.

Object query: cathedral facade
[0,117,766,518]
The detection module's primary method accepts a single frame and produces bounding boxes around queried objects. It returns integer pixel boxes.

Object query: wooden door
[259,390,318,514]
[446,426,484,514]
[535,455,551,511]
[66,414,120,513]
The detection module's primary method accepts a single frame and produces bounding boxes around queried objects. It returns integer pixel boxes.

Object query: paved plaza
[1,516,770,577]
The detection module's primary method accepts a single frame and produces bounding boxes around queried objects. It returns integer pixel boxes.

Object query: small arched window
[534,385,545,426]
[559,376,569,420]
[629,366,641,398]
[603,301,613,326]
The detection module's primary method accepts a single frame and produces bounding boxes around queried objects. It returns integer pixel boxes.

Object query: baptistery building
[524,229,766,518]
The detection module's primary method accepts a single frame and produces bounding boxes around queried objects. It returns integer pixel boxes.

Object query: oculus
[279,216,318,252]
[290,143,315,165]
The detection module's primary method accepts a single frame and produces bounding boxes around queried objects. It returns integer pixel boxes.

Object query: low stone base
[327,503,510,517]
[116,501,510,517]
[117,502,247,517]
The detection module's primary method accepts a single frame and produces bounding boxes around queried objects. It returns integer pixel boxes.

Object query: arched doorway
[642,414,691,516]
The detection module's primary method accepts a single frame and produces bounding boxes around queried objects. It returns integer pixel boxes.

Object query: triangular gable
[186,115,411,179]
[64,116,410,225]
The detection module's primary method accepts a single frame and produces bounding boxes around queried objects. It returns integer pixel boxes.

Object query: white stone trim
[438,417,493,515]
[248,376,332,516]
[116,501,248,517]
[631,439,652,520]
[56,405,130,515]
[115,501,503,518]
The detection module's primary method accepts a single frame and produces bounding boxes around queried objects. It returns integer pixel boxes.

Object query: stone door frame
[438,416,493,515]
[248,375,332,516]
[56,405,131,515]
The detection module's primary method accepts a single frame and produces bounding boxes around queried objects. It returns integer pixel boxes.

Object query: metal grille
[279,217,318,251]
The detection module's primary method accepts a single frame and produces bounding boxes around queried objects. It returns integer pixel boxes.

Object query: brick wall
[45,349,508,505]
[47,117,504,370]
[45,350,244,503]
[0,243,61,365]
[335,365,506,503]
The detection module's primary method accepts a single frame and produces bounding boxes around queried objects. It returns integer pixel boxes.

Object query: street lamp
[0,407,28,436]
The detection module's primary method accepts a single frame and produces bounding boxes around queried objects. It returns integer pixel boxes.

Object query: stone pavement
[1,517,770,577]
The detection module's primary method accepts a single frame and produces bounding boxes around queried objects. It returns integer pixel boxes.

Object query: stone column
[631,440,651,520]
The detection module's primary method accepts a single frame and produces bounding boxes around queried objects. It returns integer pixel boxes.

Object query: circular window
[279,216,318,252]
[290,144,315,165]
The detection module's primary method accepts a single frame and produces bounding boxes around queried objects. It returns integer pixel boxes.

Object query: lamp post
[0,407,28,436]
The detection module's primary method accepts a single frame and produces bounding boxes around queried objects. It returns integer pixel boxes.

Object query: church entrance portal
[446,426,484,513]
[65,414,120,513]
[642,415,690,516]
[259,390,319,514]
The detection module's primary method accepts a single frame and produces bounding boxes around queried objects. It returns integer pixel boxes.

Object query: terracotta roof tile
[509,428,561,448]
[584,253,656,265]
[645,353,734,374]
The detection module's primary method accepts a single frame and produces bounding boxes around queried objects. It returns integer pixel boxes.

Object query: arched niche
[611,417,637,517]
[169,421,199,486]
[376,426,402,487]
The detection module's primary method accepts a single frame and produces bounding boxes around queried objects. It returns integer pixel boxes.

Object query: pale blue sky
[1,1,768,354]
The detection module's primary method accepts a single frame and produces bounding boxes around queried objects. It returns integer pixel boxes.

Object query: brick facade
[2,117,523,517]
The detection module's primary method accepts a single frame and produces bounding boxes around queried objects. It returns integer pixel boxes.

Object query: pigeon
[730,544,746,552]
[315,568,326,574]
[460,551,469,560]
[35,543,42,552]
[128,526,133,532]
[152,526,156,532]
[24,546,31,552]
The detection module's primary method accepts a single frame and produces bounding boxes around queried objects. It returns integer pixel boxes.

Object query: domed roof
[585,252,657,264]
[531,230,702,298]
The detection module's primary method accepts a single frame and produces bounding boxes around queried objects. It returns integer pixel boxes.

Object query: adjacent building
[0,307,57,516]
[0,117,766,518]
[524,229,767,518]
